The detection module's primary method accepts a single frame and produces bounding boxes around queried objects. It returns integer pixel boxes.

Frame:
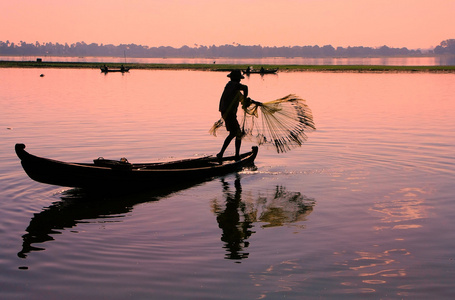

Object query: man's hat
[227,70,244,79]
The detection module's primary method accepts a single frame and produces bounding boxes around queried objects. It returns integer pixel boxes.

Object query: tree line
[433,39,455,55]
[0,39,453,58]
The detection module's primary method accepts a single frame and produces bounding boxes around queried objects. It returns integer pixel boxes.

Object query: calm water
[1,68,455,299]
[2,55,455,66]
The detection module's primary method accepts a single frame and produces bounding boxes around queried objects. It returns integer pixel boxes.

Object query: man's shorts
[223,113,241,136]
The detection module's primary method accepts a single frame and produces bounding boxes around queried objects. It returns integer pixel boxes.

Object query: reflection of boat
[17,182,204,258]
[15,144,258,190]
[18,173,314,260]
[100,66,130,73]
[243,67,278,75]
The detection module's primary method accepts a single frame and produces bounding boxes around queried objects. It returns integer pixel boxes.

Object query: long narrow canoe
[100,67,130,73]
[243,68,278,75]
[15,144,258,190]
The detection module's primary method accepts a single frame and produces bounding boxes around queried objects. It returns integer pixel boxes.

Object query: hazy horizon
[2,0,454,50]
[0,40,441,51]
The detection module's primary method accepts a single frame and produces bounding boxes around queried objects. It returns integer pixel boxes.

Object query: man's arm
[240,83,248,99]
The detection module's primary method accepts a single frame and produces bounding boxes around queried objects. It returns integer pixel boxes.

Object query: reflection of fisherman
[214,176,254,260]
[217,70,249,162]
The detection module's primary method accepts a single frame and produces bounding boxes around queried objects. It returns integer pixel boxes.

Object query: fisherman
[217,70,249,162]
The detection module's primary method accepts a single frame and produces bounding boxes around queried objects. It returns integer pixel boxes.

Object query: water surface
[1,68,454,299]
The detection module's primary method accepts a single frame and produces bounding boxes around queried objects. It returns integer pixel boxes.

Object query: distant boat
[243,67,278,75]
[100,66,130,73]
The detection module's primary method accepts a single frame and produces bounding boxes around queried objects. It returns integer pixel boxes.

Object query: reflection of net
[254,186,315,228]
[212,184,315,228]
[210,94,316,153]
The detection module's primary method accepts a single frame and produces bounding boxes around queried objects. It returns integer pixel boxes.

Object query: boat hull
[100,68,130,73]
[15,144,258,191]
[243,69,278,74]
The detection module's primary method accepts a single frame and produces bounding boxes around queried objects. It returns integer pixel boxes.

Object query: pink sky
[2,0,454,49]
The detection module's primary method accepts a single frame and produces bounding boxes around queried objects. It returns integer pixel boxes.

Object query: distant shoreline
[1,61,455,73]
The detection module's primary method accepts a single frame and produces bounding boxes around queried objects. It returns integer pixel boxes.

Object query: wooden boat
[100,67,130,73]
[243,68,278,75]
[15,144,258,190]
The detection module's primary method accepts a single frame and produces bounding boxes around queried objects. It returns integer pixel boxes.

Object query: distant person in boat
[120,64,125,71]
[217,70,249,162]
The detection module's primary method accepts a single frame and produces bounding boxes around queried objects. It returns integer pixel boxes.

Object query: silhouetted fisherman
[217,70,249,162]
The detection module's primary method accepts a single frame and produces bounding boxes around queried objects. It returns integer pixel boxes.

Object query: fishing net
[210,94,316,153]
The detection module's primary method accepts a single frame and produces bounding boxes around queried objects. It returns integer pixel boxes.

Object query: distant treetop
[433,39,455,55]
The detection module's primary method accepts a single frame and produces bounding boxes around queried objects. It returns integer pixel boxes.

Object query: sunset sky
[2,0,454,49]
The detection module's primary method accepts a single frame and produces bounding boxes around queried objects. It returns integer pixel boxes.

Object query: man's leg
[218,133,235,159]
[235,137,241,159]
